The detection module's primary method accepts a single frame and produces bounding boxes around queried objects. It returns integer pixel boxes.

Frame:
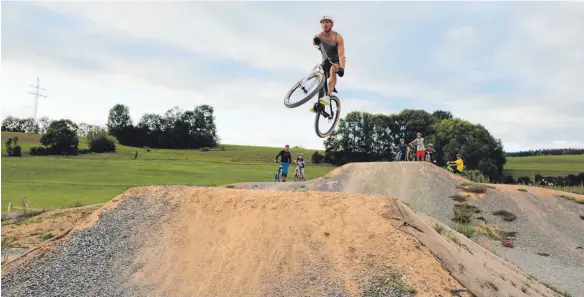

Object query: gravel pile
[1,191,179,297]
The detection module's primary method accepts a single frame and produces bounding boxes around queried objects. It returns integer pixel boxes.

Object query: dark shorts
[322,59,340,75]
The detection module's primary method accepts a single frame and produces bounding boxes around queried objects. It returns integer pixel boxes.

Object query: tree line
[505,148,584,157]
[106,104,219,149]
[1,103,220,156]
[321,109,508,182]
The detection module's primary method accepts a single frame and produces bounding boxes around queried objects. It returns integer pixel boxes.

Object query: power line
[27,77,48,122]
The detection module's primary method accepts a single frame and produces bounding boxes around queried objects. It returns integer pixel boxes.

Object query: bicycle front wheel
[284,72,325,108]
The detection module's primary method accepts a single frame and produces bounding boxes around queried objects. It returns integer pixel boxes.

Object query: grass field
[503,154,584,178]
[1,132,334,210]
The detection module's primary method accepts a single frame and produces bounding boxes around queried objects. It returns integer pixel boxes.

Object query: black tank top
[321,32,339,63]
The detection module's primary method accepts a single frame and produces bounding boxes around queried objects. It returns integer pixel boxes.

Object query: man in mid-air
[312,15,346,110]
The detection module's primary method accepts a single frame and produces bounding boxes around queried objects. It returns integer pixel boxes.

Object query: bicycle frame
[310,43,339,119]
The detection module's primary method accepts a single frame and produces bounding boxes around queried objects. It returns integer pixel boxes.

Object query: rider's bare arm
[337,33,346,69]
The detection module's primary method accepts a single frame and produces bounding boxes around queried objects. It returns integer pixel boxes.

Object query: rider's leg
[319,62,339,105]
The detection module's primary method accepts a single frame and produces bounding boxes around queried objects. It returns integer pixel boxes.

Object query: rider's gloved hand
[313,36,321,45]
[337,68,344,77]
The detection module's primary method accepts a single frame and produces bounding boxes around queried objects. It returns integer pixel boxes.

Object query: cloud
[2,1,584,151]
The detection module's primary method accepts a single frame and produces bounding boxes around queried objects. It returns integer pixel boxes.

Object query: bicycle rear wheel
[284,71,325,108]
[314,95,341,138]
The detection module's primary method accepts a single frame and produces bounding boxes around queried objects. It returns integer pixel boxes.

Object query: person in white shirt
[409,132,425,161]
[294,153,306,180]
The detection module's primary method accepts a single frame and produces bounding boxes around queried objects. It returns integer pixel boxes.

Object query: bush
[88,135,116,153]
[465,169,490,183]
[40,119,79,155]
[311,151,325,164]
[12,146,22,157]
[199,147,210,152]
[30,146,52,156]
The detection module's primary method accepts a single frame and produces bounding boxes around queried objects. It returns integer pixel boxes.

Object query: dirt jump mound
[1,186,565,297]
[233,162,584,297]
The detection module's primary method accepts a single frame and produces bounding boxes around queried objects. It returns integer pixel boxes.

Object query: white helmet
[320,15,334,23]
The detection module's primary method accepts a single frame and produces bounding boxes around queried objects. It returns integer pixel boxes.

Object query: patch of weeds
[476,216,487,222]
[542,282,572,297]
[576,246,582,250]
[452,203,480,224]
[479,226,500,240]
[1,237,16,264]
[511,280,516,287]
[348,246,356,253]
[450,195,467,202]
[454,224,476,238]
[324,232,330,237]
[493,210,517,222]
[536,252,550,257]
[29,230,44,236]
[486,281,499,292]
[434,223,446,234]
[500,231,517,240]
[456,182,488,194]
[521,285,528,293]
[558,195,584,205]
[448,233,461,245]
[40,233,54,241]
[225,185,235,188]
[71,201,84,208]
[362,273,417,297]
[517,188,528,192]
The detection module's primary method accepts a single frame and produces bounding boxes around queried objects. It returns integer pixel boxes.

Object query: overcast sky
[2,1,583,151]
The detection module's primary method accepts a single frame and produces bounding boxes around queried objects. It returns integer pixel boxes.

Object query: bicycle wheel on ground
[314,95,341,138]
[283,71,325,108]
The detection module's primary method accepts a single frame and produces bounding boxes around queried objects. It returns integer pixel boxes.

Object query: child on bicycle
[425,143,436,163]
[398,139,408,161]
[294,153,306,180]
[447,154,464,174]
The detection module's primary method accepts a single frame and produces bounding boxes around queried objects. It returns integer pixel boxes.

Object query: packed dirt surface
[1,204,102,262]
[232,162,584,297]
[1,186,562,297]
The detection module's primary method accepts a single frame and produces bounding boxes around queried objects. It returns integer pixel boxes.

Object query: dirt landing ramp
[232,162,584,296]
[2,186,561,297]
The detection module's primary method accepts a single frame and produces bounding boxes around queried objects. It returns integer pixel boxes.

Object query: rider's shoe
[319,95,331,106]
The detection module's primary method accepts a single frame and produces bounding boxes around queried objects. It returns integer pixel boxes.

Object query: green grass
[2,132,335,210]
[504,155,584,178]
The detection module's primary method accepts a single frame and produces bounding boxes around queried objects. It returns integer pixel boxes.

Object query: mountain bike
[274,165,282,182]
[283,39,341,138]
[293,166,301,182]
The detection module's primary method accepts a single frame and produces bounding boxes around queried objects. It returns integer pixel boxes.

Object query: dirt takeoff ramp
[1,186,562,297]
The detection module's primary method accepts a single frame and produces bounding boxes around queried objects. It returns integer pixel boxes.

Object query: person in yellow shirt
[447,153,464,174]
